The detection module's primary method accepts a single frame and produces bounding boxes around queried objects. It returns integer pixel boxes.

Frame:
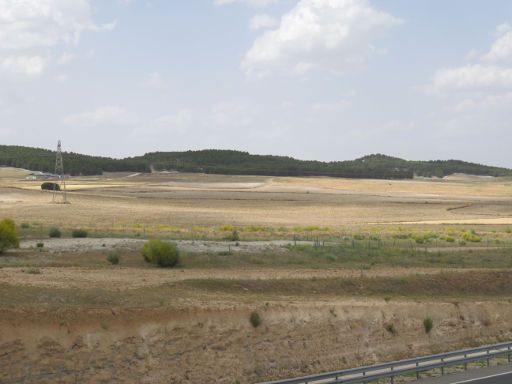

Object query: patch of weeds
[106,250,120,265]
[25,267,41,275]
[461,230,481,243]
[20,223,30,229]
[219,224,235,232]
[72,229,88,238]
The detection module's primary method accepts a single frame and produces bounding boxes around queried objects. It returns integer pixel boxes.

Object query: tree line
[1,145,511,179]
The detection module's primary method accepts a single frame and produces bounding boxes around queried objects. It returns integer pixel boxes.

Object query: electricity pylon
[52,140,69,204]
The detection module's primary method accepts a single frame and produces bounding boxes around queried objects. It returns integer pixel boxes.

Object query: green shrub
[48,227,62,238]
[21,223,30,229]
[249,312,261,328]
[41,182,60,191]
[72,229,88,238]
[461,230,481,243]
[106,250,120,265]
[353,234,366,241]
[0,218,19,254]
[230,230,240,242]
[36,242,44,249]
[423,317,433,334]
[141,239,180,268]
[445,236,455,243]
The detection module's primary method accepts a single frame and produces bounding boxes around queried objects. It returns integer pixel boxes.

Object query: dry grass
[185,271,512,299]
[1,171,512,235]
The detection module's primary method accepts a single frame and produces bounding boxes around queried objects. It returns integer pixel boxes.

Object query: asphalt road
[418,365,512,384]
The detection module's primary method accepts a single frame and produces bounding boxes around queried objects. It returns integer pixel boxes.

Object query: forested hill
[1,145,511,179]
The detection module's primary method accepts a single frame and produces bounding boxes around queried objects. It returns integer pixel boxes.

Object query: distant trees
[0,219,20,254]
[1,145,511,179]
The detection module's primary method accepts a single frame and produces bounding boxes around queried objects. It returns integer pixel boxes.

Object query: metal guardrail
[259,341,512,384]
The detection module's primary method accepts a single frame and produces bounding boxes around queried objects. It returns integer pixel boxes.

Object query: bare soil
[2,170,512,383]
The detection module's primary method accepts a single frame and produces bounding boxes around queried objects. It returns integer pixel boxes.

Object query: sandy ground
[20,238,306,254]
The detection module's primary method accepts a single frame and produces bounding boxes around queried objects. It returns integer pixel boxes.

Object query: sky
[1,0,512,167]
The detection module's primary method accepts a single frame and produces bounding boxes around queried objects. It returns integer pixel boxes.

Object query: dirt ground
[1,171,512,231]
[2,169,512,383]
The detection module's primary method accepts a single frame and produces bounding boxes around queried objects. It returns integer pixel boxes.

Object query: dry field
[1,169,512,235]
[2,168,512,383]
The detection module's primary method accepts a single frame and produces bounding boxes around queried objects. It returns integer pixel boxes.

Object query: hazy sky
[1,0,512,166]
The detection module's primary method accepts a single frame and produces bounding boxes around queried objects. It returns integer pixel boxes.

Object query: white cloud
[0,0,100,50]
[249,14,277,30]
[63,106,139,127]
[0,56,46,78]
[432,64,512,91]
[482,23,512,63]
[242,0,401,77]
[430,24,512,93]
[0,0,113,79]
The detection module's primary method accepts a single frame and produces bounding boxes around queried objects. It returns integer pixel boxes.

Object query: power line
[52,140,69,204]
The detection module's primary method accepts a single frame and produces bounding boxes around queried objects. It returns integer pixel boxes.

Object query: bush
[0,218,19,254]
[107,250,120,265]
[41,182,60,191]
[72,229,88,238]
[230,230,240,242]
[21,223,30,229]
[141,239,180,268]
[48,227,62,238]
[461,230,481,243]
[249,312,261,328]
[36,242,44,249]
[353,234,366,241]
[423,317,433,334]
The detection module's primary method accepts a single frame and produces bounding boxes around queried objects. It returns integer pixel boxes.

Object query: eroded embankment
[1,300,511,384]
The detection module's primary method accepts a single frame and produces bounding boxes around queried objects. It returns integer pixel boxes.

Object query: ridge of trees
[1,145,510,179]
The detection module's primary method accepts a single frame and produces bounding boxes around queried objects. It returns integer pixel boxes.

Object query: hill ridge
[0,145,510,179]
